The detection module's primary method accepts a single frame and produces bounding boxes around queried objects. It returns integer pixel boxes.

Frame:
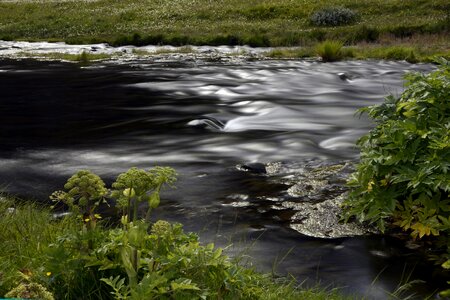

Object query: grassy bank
[0,197,349,299]
[266,35,450,62]
[0,0,448,52]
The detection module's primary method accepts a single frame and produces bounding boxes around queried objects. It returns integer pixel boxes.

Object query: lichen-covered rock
[235,161,374,238]
[267,161,374,238]
[280,162,375,238]
[284,194,375,238]
[287,179,328,197]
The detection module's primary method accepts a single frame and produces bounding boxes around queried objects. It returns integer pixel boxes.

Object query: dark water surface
[0,58,441,298]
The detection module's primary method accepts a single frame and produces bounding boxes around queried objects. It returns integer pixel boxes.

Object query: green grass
[315,40,345,62]
[0,197,82,297]
[0,0,448,50]
[0,197,351,299]
[265,47,449,63]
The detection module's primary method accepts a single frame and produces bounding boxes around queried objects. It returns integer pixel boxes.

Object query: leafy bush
[343,61,450,237]
[316,40,344,62]
[310,7,358,27]
[344,60,450,296]
[87,220,237,299]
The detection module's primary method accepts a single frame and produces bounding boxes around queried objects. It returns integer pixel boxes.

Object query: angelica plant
[111,166,177,223]
[50,170,108,230]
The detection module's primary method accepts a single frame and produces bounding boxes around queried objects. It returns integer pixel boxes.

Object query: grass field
[0,0,448,50]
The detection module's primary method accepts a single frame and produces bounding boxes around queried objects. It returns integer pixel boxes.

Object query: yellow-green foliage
[344,62,450,234]
[344,59,450,295]
[344,61,450,246]
[6,281,54,300]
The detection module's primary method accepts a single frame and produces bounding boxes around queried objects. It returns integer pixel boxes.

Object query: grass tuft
[316,40,344,62]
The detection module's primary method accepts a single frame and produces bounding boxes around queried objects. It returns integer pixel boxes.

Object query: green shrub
[316,40,344,62]
[310,7,358,27]
[344,60,450,295]
[343,61,450,237]
[88,220,233,299]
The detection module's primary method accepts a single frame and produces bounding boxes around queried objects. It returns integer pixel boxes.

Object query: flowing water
[0,57,441,298]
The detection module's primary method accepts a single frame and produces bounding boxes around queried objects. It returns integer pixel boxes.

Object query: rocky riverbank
[0,40,274,63]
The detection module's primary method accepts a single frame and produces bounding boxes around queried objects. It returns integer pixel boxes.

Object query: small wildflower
[46,272,52,276]
[367,179,374,192]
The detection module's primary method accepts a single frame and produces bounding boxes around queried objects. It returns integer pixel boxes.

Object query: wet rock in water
[265,162,283,174]
[237,163,267,174]
[338,72,350,81]
[284,194,374,238]
[287,179,328,197]
[234,161,373,238]
[266,161,374,238]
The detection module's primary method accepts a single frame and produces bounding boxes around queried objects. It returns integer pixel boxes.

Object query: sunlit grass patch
[0,0,447,50]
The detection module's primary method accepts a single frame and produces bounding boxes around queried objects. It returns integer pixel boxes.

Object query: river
[0,57,440,299]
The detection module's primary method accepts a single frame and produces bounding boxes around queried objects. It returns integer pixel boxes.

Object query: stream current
[0,57,440,298]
